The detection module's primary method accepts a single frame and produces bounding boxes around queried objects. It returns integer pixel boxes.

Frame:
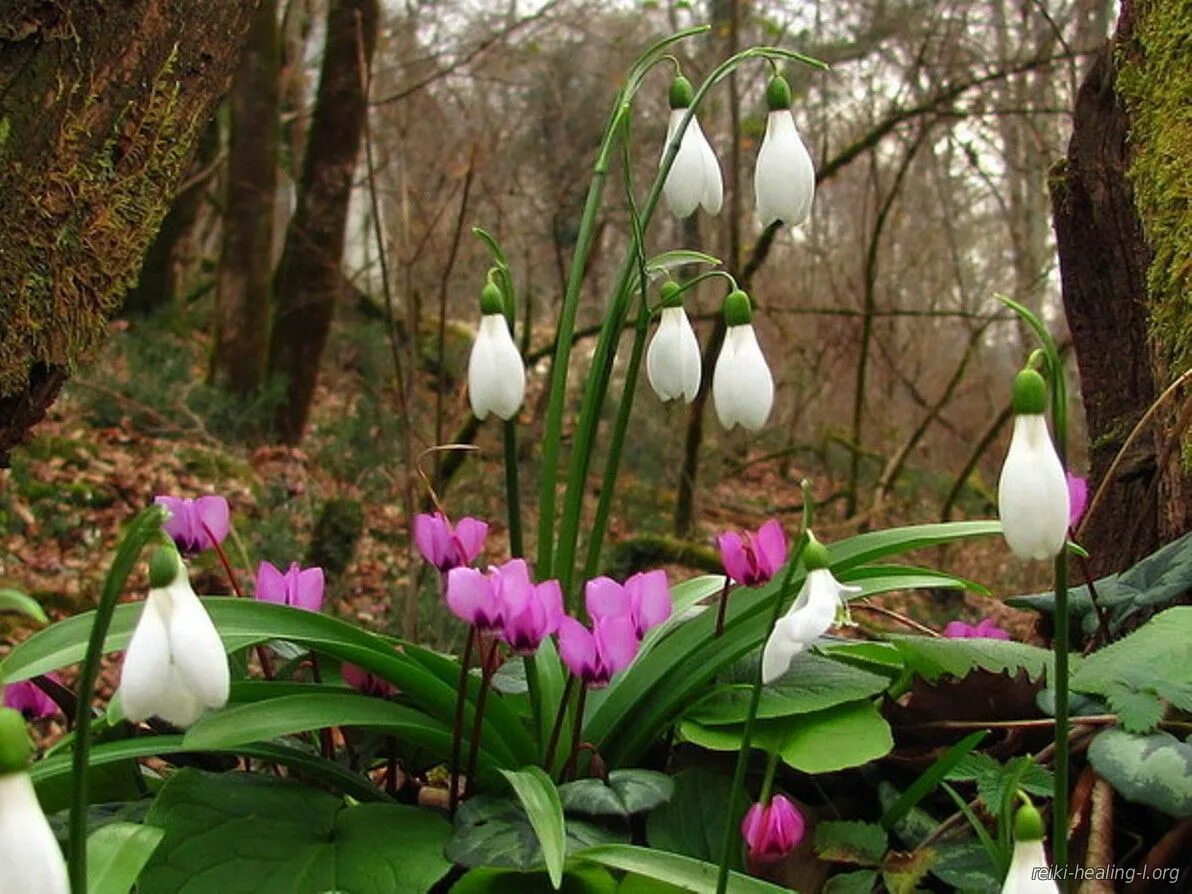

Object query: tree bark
[0,0,259,464]
[267,0,378,444]
[213,0,280,395]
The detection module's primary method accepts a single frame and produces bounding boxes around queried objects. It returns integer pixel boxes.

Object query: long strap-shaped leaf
[500,767,567,890]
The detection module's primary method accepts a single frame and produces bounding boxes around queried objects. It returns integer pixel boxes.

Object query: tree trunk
[1050,0,1190,577]
[267,0,378,444]
[213,0,280,395]
[0,1,258,464]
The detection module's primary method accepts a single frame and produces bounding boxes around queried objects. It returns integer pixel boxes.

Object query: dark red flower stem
[714,575,733,638]
[449,626,476,815]
[463,636,500,799]
[201,522,273,681]
[563,683,589,781]
[544,675,575,776]
[309,654,335,761]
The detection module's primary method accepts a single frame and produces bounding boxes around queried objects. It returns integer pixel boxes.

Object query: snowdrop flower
[660,75,723,218]
[468,282,525,421]
[414,511,488,573]
[741,794,805,866]
[712,289,774,431]
[154,494,229,555]
[754,74,815,227]
[761,535,860,684]
[255,561,325,612]
[1001,802,1058,893]
[585,570,672,639]
[718,518,787,586]
[998,369,1068,561]
[2,675,61,720]
[646,282,702,404]
[0,708,69,894]
[118,547,230,728]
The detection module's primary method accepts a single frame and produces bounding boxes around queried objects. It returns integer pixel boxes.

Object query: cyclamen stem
[202,522,274,681]
[463,636,500,799]
[544,675,575,777]
[714,576,732,638]
[449,626,476,815]
[308,654,335,761]
[564,683,589,781]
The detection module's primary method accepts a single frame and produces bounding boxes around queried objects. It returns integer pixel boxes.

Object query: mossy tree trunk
[213,0,280,396]
[1051,0,1191,577]
[266,0,378,444]
[0,0,259,465]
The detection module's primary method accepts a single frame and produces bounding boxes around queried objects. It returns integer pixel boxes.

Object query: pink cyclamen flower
[557,614,639,688]
[3,676,61,720]
[496,562,564,656]
[717,519,787,586]
[254,561,325,612]
[414,512,488,573]
[1067,473,1089,528]
[741,794,805,865]
[586,571,673,639]
[943,618,1011,640]
[341,663,396,698]
[154,495,230,555]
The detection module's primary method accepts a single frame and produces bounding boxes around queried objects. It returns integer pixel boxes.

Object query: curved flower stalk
[255,561,325,612]
[468,283,525,421]
[154,494,229,555]
[1001,801,1059,893]
[0,708,69,894]
[742,794,805,866]
[646,282,702,403]
[713,289,774,431]
[998,369,1068,561]
[761,534,860,684]
[414,511,488,573]
[660,75,723,218]
[718,518,787,587]
[118,547,230,728]
[754,74,815,227]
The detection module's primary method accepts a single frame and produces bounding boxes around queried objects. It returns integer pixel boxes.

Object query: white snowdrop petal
[0,773,70,894]
[118,591,174,724]
[647,308,701,403]
[468,315,526,420]
[1001,840,1058,893]
[662,110,705,219]
[713,325,773,431]
[755,111,815,227]
[693,118,724,215]
[167,578,231,714]
[998,415,1068,561]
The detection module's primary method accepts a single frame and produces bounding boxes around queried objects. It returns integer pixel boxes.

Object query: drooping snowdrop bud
[467,282,525,421]
[741,794,805,866]
[712,290,774,431]
[0,708,69,894]
[761,534,861,684]
[997,369,1068,561]
[647,282,702,404]
[1001,801,1058,893]
[118,547,230,728]
[754,75,815,228]
[154,494,230,555]
[661,75,723,219]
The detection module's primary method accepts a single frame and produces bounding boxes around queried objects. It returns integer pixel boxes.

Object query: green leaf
[183,692,469,769]
[823,870,878,893]
[815,821,887,866]
[928,841,1001,893]
[86,822,164,894]
[881,848,935,894]
[502,767,568,889]
[0,588,49,624]
[1071,607,1192,732]
[559,770,674,818]
[644,769,746,871]
[138,769,451,893]
[577,844,790,893]
[447,796,627,872]
[880,731,986,830]
[451,865,618,893]
[1087,728,1192,818]
[889,635,1056,683]
[687,653,891,725]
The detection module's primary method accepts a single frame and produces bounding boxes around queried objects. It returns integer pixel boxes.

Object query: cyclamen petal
[446,566,504,630]
[3,676,60,720]
[0,771,70,894]
[646,306,702,403]
[998,414,1069,561]
[661,109,723,218]
[754,110,815,227]
[712,324,774,431]
[155,495,230,554]
[468,314,525,421]
[625,569,671,636]
[741,794,805,864]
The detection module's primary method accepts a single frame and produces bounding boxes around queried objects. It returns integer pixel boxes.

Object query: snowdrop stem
[70,505,167,893]
[464,637,501,799]
[714,576,732,638]
[544,675,575,777]
[449,626,476,815]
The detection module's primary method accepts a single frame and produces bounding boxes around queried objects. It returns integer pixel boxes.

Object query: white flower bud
[0,771,70,893]
[997,414,1069,561]
[646,306,702,403]
[712,324,774,431]
[754,109,815,228]
[661,109,723,219]
[468,314,526,421]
